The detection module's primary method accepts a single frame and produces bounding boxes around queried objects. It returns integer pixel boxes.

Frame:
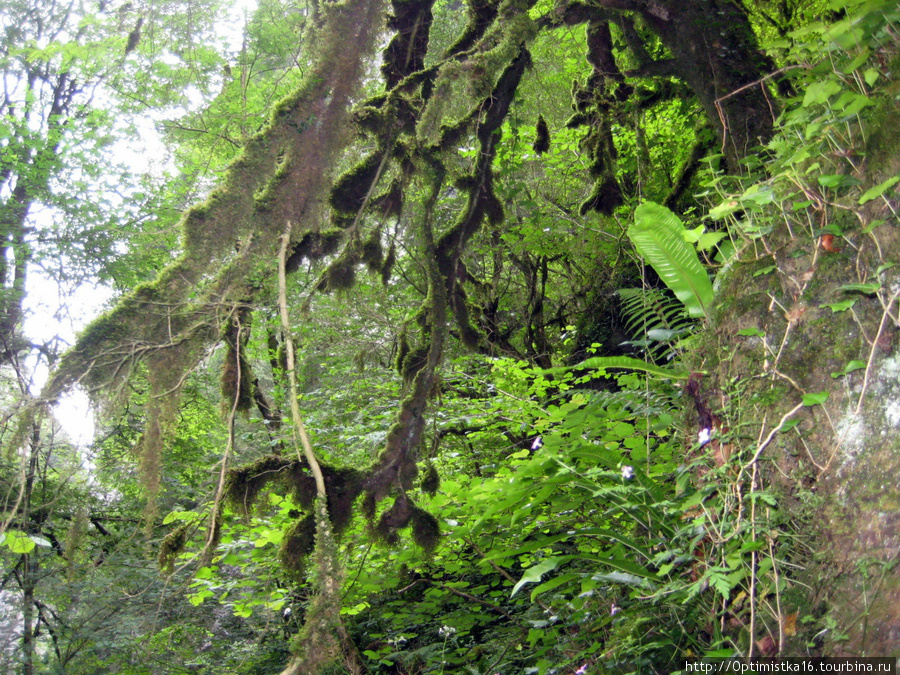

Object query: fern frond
[618,287,696,362]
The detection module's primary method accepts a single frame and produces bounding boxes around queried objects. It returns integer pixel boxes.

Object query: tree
[3,0,899,670]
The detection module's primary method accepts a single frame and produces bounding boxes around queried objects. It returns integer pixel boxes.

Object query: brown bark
[633,0,776,170]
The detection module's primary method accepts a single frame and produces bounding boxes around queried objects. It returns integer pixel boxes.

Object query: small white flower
[531,436,543,450]
[438,625,456,638]
[698,428,711,446]
[610,603,620,616]
[575,664,589,674]
[621,465,634,480]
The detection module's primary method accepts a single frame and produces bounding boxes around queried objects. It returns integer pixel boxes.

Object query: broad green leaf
[547,355,689,380]
[820,298,857,313]
[2,530,36,554]
[802,392,830,406]
[708,199,741,220]
[511,556,574,597]
[858,176,899,204]
[628,202,714,319]
[839,282,881,294]
[831,360,866,378]
[802,80,842,106]
[697,231,728,251]
[592,571,652,588]
[737,327,765,337]
[530,573,580,601]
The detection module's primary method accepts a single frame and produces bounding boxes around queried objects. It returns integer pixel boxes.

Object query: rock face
[701,81,900,655]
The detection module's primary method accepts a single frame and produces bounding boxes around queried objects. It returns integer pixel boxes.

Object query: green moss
[224,454,292,516]
[533,113,550,155]
[279,515,316,577]
[381,241,397,285]
[158,521,192,573]
[361,229,384,272]
[371,180,405,218]
[253,153,292,212]
[330,153,382,215]
[410,505,440,553]
[420,463,440,495]
[401,344,430,383]
[320,252,358,292]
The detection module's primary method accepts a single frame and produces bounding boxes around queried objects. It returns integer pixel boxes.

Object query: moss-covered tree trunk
[598,0,776,170]
[698,88,900,655]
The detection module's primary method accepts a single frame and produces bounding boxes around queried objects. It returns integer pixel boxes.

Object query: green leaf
[820,298,857,313]
[863,68,879,87]
[802,392,830,406]
[628,202,714,319]
[802,80,842,107]
[547,355,689,380]
[839,282,881,294]
[753,265,778,277]
[737,327,765,337]
[858,176,899,204]
[708,199,741,220]
[2,530,36,554]
[831,360,866,378]
[511,556,573,597]
[697,231,728,251]
[592,571,652,588]
[530,573,580,601]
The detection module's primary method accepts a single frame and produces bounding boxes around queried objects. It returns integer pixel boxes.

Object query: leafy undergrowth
[140,1,900,673]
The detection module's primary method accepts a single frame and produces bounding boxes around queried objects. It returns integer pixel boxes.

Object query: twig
[279,222,326,495]
[741,403,804,472]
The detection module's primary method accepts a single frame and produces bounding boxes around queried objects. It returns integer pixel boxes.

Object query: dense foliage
[2,0,899,672]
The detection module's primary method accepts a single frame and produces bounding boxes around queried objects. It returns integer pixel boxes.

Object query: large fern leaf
[627,202,714,320]
[617,287,692,338]
[618,287,695,362]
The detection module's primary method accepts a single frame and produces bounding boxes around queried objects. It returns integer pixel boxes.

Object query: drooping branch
[44,0,388,403]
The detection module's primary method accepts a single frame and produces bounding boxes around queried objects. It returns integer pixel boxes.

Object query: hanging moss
[320,251,359,292]
[401,344,431,383]
[484,189,504,226]
[158,521,193,573]
[395,329,411,377]
[374,493,415,544]
[330,153,382,215]
[382,0,435,87]
[533,113,550,155]
[220,307,254,413]
[579,176,623,216]
[410,504,440,553]
[331,213,357,229]
[224,454,293,516]
[279,514,317,577]
[285,228,346,273]
[420,462,439,495]
[220,344,254,413]
[370,180,404,218]
[361,229,384,272]
[380,241,397,285]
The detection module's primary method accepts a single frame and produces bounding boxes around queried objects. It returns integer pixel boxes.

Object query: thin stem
[279,222,326,497]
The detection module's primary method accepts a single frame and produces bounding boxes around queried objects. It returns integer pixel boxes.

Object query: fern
[627,201,714,319]
[618,287,695,362]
